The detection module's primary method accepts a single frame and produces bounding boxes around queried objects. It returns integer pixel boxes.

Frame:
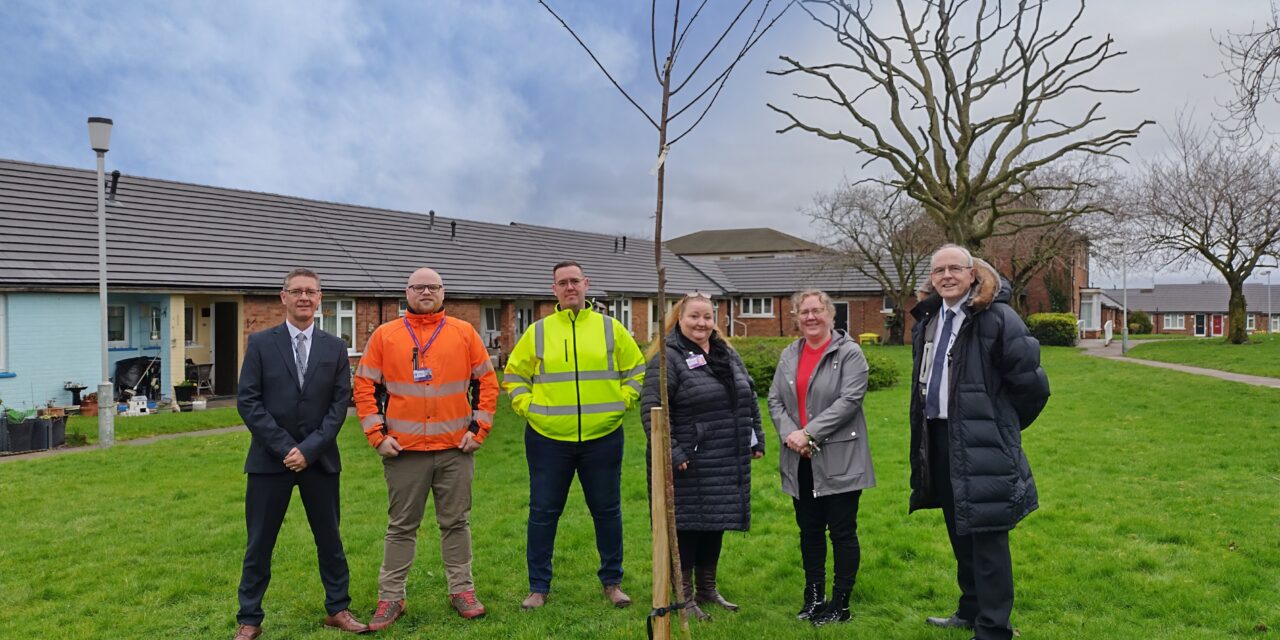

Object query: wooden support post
[649,406,672,640]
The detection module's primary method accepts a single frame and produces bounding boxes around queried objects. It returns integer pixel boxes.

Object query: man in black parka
[908,245,1050,640]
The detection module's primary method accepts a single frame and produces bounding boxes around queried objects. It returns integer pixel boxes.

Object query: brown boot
[680,568,710,621]
[695,564,739,612]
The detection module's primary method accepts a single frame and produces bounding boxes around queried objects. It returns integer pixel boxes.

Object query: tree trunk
[1227,280,1250,344]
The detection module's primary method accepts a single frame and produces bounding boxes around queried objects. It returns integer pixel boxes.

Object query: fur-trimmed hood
[914,257,1009,314]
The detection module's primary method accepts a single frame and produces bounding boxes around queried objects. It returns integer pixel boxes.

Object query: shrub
[729,336,899,395]
[1027,312,1078,346]
[1128,309,1153,334]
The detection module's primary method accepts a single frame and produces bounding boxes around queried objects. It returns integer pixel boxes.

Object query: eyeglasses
[685,291,712,300]
[797,308,828,318]
[930,264,972,277]
[554,278,584,288]
[283,288,321,298]
[407,284,444,294]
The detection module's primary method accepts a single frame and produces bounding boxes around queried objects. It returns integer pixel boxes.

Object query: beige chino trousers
[378,448,475,600]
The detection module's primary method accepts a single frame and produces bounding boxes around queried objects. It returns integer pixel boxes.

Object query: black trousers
[928,419,1014,640]
[237,469,351,625]
[793,457,862,591]
[677,529,724,571]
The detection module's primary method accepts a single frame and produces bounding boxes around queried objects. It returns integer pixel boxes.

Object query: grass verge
[1127,333,1280,378]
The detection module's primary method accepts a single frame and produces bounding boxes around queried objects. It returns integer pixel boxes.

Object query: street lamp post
[88,116,115,448]
[1263,270,1273,335]
[1121,253,1129,355]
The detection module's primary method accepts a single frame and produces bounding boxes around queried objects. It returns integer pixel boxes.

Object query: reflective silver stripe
[602,314,616,372]
[534,319,546,375]
[506,373,533,386]
[622,379,642,394]
[527,401,627,416]
[532,370,617,383]
[385,416,472,436]
[507,387,531,398]
[385,380,469,398]
[620,364,645,378]
[473,409,494,424]
[355,364,383,382]
[472,359,494,378]
[360,414,383,429]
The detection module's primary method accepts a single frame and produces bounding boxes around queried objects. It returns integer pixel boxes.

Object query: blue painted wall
[0,292,175,410]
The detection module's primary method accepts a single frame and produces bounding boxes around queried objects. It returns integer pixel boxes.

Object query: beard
[407,298,441,314]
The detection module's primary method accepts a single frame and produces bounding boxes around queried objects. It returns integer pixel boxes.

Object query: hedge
[1128,309,1153,334]
[728,336,900,396]
[1027,312,1078,346]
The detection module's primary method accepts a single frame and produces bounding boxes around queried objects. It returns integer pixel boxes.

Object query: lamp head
[87,117,113,153]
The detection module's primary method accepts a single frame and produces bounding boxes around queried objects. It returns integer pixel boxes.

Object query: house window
[882,295,895,312]
[515,305,535,336]
[148,306,163,341]
[1272,315,1279,332]
[184,306,197,344]
[317,299,356,352]
[741,297,773,317]
[607,298,632,332]
[108,304,128,346]
[649,298,679,339]
[482,306,502,348]
[398,299,408,316]
[1247,314,1256,331]
[1162,313,1185,330]
[0,294,7,371]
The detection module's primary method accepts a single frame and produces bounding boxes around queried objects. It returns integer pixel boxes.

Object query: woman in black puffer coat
[641,293,765,621]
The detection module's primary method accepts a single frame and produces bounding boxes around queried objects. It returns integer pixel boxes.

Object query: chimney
[429,210,435,229]
[622,236,627,252]
[450,220,457,239]
[108,170,121,202]
[613,237,619,252]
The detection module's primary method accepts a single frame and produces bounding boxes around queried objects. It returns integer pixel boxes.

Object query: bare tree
[1132,122,1280,344]
[807,181,941,343]
[538,2,793,635]
[1218,1,1280,134]
[981,214,1087,315]
[768,0,1152,250]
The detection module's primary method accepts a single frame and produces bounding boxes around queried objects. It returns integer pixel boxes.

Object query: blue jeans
[525,424,624,593]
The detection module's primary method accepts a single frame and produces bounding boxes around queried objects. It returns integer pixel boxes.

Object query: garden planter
[7,418,34,452]
[50,416,66,448]
[80,398,98,417]
[31,417,51,450]
[0,414,9,452]
[174,385,196,403]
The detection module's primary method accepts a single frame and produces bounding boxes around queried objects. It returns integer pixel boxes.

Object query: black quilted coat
[641,328,764,531]
[908,262,1051,535]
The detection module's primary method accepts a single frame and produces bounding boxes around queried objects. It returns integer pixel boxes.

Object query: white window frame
[184,306,199,345]
[108,304,129,346]
[481,305,503,348]
[0,294,7,371]
[398,299,408,316]
[1247,314,1256,331]
[148,305,164,342]
[1272,315,1279,332]
[881,295,895,312]
[740,297,774,317]
[515,304,535,336]
[649,298,679,340]
[607,298,632,333]
[317,298,357,353]
[1162,313,1185,330]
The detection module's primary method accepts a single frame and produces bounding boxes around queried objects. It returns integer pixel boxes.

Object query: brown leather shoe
[603,584,632,608]
[368,600,405,631]
[322,609,369,633]
[521,592,547,610]
[233,624,262,640]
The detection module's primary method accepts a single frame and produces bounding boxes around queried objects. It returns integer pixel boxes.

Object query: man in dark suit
[233,268,368,639]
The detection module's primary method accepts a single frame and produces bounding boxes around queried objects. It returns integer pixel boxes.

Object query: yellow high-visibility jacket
[503,305,645,442]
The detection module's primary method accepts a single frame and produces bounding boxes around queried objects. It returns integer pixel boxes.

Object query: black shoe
[796,582,824,620]
[925,613,975,629]
[809,588,850,626]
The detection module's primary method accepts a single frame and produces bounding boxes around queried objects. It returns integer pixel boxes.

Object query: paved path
[0,425,247,464]
[1077,339,1280,389]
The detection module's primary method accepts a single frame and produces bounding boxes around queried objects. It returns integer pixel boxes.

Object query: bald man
[353,267,499,628]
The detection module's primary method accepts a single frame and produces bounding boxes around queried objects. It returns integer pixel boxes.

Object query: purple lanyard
[403,317,445,364]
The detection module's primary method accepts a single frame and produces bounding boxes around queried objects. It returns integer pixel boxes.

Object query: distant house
[665,227,822,260]
[1082,283,1279,337]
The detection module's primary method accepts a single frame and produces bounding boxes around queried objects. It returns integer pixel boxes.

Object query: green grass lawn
[65,406,245,445]
[1125,333,1205,341]
[1,347,1277,638]
[1127,333,1280,378]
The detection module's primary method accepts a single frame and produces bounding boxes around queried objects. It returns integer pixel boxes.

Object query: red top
[795,338,830,428]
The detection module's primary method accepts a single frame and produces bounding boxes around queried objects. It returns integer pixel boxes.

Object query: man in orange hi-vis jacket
[353,267,498,629]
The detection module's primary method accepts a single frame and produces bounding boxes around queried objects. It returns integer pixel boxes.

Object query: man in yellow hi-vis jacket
[503,260,645,611]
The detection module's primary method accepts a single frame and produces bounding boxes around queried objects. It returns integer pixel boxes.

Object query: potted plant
[5,407,34,453]
[81,391,99,417]
[174,380,197,403]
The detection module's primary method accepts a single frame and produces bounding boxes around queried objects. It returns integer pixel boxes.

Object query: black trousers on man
[927,419,1013,640]
[237,468,352,625]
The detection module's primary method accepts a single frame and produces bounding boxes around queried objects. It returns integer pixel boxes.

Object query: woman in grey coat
[641,293,765,621]
[768,289,875,627]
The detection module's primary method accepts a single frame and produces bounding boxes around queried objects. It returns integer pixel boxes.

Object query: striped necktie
[295,333,308,387]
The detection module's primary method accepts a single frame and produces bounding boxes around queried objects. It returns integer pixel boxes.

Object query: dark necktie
[925,309,956,419]
[295,333,308,387]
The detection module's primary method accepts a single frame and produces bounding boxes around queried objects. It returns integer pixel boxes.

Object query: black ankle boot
[809,588,851,626]
[680,568,710,621]
[796,582,825,620]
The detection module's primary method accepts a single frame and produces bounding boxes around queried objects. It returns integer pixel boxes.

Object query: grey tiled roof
[0,159,723,298]
[712,254,891,295]
[666,227,822,255]
[1103,283,1280,314]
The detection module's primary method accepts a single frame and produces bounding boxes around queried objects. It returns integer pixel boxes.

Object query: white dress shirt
[286,320,315,371]
[931,293,969,420]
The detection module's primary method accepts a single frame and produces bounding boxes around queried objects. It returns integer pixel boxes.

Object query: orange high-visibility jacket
[354,309,498,451]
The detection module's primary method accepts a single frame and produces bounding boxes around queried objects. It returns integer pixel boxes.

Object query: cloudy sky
[2,0,1276,286]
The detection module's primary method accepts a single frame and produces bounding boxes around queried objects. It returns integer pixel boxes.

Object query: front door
[1195,314,1206,336]
[1211,314,1224,336]
[214,302,239,395]
[833,302,849,333]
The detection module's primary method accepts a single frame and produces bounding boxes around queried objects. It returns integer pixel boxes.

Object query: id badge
[413,368,433,383]
[685,354,707,369]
